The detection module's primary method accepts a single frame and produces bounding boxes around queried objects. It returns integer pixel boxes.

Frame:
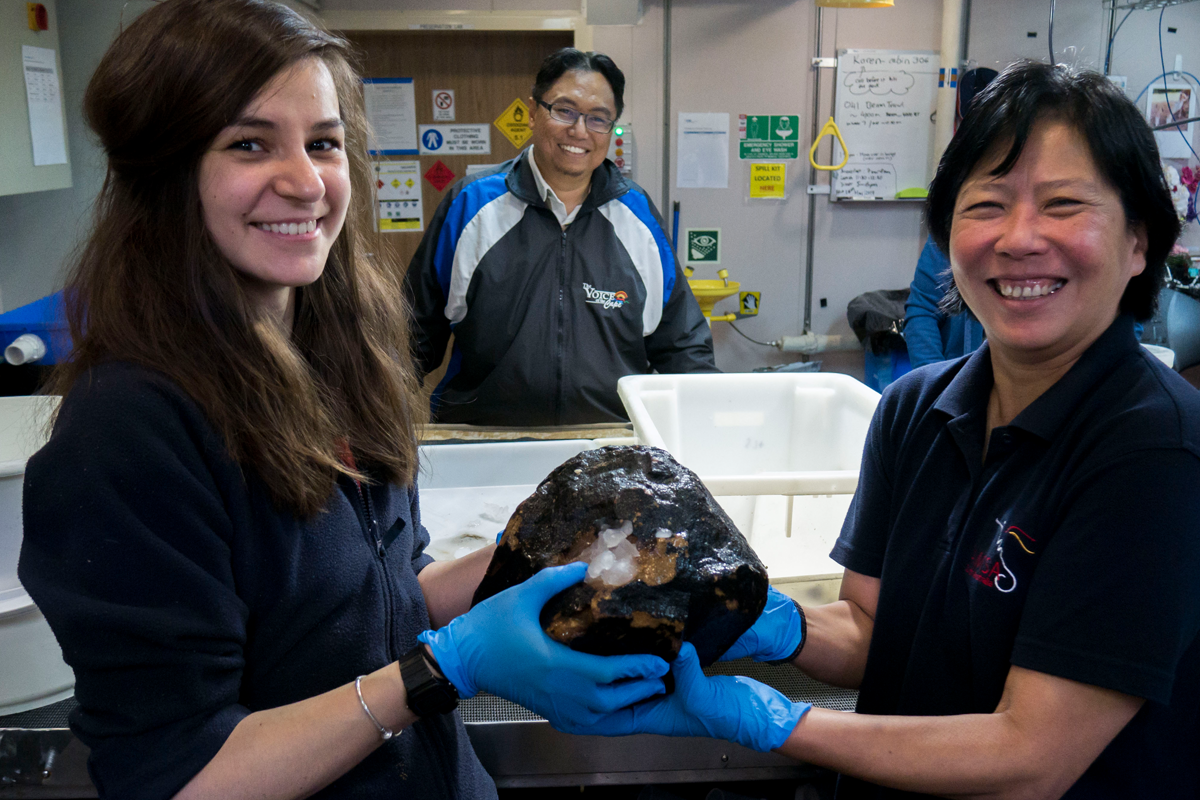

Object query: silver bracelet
[355,675,396,741]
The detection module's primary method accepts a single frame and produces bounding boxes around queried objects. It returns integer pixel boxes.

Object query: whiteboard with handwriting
[832,50,938,201]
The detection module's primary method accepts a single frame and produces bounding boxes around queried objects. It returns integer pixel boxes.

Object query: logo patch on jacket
[583,283,628,310]
[965,518,1038,594]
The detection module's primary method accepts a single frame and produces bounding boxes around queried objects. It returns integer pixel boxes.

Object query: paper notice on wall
[375,161,423,232]
[22,46,67,166]
[677,113,729,189]
[363,78,418,155]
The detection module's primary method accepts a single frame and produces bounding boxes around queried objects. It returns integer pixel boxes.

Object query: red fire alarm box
[28,3,49,31]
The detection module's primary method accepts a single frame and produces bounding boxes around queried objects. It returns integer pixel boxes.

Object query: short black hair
[532,47,625,120]
[926,60,1181,321]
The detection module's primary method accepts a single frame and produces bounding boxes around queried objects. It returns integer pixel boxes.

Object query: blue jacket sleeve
[904,236,952,369]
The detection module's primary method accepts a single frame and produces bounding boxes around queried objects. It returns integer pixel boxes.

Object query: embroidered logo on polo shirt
[965,518,1038,594]
[583,283,628,310]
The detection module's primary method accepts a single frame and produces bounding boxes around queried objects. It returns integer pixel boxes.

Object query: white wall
[596,0,1200,375]
[596,0,943,377]
[0,0,155,313]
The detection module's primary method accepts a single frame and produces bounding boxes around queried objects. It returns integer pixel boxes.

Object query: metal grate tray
[460,658,857,723]
[0,700,74,731]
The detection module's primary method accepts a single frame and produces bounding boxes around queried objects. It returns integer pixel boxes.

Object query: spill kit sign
[684,229,721,264]
[749,162,786,199]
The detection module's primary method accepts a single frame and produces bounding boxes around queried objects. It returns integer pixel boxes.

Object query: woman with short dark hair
[17,2,667,798]
[584,61,1200,799]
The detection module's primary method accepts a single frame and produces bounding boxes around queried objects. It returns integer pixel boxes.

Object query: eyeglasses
[536,99,615,134]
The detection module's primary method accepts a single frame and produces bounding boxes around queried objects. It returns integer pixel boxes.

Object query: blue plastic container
[863,346,912,393]
[0,292,71,365]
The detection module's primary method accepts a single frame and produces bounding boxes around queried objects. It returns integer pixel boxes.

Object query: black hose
[727,322,776,348]
[1104,9,1134,75]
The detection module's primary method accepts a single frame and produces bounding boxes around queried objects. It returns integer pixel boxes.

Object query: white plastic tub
[1141,343,1175,369]
[0,395,75,716]
[618,373,881,599]
[417,439,597,561]
[617,373,880,496]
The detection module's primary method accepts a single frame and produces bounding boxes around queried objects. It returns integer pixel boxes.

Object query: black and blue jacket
[406,150,717,427]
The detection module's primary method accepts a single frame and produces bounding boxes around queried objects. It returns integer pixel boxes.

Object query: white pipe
[933,0,964,163]
[5,334,46,366]
[777,333,862,354]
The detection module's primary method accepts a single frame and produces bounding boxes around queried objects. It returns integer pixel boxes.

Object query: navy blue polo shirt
[831,315,1200,799]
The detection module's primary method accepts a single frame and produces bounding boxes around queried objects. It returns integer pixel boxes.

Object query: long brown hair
[54,0,427,516]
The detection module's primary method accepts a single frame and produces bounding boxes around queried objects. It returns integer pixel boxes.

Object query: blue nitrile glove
[719,586,804,663]
[573,642,810,752]
[418,562,669,732]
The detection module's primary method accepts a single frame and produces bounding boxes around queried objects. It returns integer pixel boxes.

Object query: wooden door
[339,30,574,277]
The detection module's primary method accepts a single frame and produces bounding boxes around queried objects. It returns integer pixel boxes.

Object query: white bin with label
[618,373,881,603]
[0,395,75,716]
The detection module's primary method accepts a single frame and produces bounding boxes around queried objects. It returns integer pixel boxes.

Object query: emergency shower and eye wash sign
[738,115,799,160]
[418,124,491,155]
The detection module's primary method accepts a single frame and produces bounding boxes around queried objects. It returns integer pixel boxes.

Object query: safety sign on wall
[432,89,455,122]
[684,229,721,264]
[739,292,760,316]
[749,162,786,199]
[738,114,799,159]
[375,160,423,231]
[418,124,491,155]
[494,98,532,149]
[424,160,457,192]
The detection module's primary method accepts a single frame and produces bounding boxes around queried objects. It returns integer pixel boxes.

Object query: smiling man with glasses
[406,48,716,427]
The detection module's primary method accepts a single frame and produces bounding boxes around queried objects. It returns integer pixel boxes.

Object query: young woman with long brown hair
[17,2,667,798]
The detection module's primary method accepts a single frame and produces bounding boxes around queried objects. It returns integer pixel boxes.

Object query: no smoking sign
[432,89,455,122]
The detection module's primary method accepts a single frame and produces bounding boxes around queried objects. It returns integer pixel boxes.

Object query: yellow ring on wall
[809,117,849,171]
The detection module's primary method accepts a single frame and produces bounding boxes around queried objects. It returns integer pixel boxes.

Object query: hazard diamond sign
[424,160,456,192]
[494,98,532,149]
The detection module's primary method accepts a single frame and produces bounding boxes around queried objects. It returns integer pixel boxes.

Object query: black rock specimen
[471,445,768,665]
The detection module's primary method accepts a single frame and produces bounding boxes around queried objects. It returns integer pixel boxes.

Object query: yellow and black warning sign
[739,291,761,316]
[494,98,532,149]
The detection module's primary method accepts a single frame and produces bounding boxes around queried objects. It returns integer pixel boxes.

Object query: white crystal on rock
[580,520,641,587]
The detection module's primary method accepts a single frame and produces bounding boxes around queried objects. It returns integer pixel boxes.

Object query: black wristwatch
[398,645,459,717]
